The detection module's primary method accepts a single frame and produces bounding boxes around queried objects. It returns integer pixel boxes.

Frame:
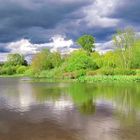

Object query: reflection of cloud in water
[16,81,34,112]
[0,79,74,113]
[46,99,73,110]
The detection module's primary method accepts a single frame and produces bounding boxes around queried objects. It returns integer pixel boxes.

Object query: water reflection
[0,78,140,140]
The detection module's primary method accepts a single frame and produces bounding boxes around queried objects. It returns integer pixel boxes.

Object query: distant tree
[113,28,136,68]
[5,53,27,66]
[31,49,62,73]
[77,35,95,53]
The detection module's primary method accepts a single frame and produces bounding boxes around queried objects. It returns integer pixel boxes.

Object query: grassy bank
[76,75,140,83]
[0,73,140,83]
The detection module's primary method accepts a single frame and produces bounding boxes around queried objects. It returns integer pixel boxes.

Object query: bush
[37,67,64,78]
[16,66,27,74]
[65,50,98,72]
[31,49,62,73]
[63,70,86,79]
[24,68,34,76]
[0,66,16,75]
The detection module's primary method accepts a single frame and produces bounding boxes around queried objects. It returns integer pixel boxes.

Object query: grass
[76,75,140,83]
[1,71,140,84]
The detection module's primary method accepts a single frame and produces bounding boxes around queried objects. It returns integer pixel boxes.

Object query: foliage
[0,66,16,75]
[77,35,95,53]
[31,49,62,73]
[113,28,136,68]
[77,75,140,83]
[65,50,98,72]
[63,70,86,79]
[101,51,119,68]
[130,41,140,68]
[5,53,27,66]
[16,66,27,74]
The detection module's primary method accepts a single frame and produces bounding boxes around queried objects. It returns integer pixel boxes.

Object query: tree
[102,51,120,68]
[51,52,62,68]
[113,28,136,68]
[65,49,98,71]
[77,35,95,53]
[5,53,27,66]
[130,40,140,68]
[31,49,62,73]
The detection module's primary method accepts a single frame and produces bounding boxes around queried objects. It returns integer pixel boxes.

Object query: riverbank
[1,74,140,83]
[76,75,140,83]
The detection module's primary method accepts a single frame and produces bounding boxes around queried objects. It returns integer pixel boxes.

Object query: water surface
[0,78,140,140]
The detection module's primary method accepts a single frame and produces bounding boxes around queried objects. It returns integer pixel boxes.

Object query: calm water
[0,78,140,140]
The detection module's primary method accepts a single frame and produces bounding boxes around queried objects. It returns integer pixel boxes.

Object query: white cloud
[48,35,74,54]
[95,40,114,54]
[83,0,120,28]
[0,35,75,61]
[7,35,74,55]
[7,39,38,55]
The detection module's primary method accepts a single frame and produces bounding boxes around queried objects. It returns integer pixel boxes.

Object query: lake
[0,78,140,140]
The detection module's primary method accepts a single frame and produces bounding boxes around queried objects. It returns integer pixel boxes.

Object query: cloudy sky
[0,0,140,61]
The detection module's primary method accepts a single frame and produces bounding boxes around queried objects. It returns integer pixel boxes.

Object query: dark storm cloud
[0,0,140,56]
[110,0,140,26]
[0,0,92,43]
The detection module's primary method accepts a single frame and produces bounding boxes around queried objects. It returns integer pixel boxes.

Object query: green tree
[65,50,98,71]
[77,35,95,53]
[102,51,119,68]
[113,28,136,68]
[31,49,52,73]
[130,40,140,68]
[5,53,27,66]
[31,49,62,73]
[51,52,62,68]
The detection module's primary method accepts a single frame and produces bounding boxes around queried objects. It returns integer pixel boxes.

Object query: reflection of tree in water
[32,85,63,102]
[79,99,96,115]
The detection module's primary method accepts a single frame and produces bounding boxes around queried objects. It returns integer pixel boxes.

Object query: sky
[0,0,140,61]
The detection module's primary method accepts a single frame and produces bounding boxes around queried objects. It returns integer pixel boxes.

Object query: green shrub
[24,68,34,76]
[39,70,54,78]
[63,70,86,79]
[16,66,27,74]
[0,66,16,75]
[76,69,86,77]
[38,67,64,78]
[65,50,98,72]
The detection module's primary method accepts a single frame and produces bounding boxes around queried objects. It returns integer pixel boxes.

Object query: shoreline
[0,75,140,83]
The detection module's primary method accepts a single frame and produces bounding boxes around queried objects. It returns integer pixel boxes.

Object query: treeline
[0,54,28,75]
[0,28,140,78]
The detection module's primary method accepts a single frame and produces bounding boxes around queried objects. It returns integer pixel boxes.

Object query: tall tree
[113,28,136,68]
[77,35,95,53]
